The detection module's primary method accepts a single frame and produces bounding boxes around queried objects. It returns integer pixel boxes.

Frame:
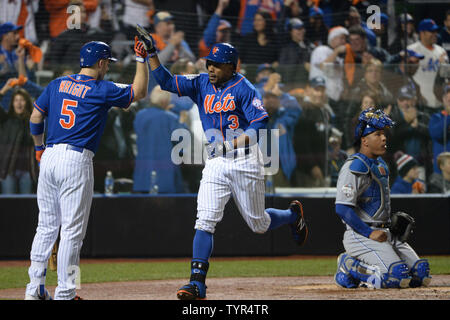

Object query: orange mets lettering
[203,93,236,114]
[58,80,92,98]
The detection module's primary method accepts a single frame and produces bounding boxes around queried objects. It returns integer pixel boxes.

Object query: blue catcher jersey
[34,74,134,153]
[173,73,268,142]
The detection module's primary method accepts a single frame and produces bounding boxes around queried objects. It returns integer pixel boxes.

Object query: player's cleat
[289,200,308,246]
[25,288,53,300]
[177,283,207,300]
[72,295,83,300]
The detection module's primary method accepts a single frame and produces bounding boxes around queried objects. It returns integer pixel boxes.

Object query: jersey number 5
[60,99,77,129]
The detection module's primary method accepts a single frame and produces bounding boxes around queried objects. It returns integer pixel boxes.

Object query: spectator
[122,0,154,38]
[198,0,232,59]
[348,58,393,111]
[292,76,335,187]
[254,63,275,90]
[150,11,196,65]
[309,26,348,104]
[238,11,279,65]
[263,91,300,187]
[279,18,314,83]
[328,127,348,187]
[389,85,431,181]
[343,89,382,154]
[132,85,187,193]
[47,1,111,66]
[44,0,98,39]
[342,25,392,93]
[384,49,426,108]
[428,84,450,174]
[0,22,26,78]
[391,152,426,194]
[237,0,283,36]
[388,13,418,55]
[408,19,448,110]
[438,10,450,58]
[305,7,328,47]
[0,0,39,44]
[344,6,376,47]
[428,152,450,194]
[0,87,37,194]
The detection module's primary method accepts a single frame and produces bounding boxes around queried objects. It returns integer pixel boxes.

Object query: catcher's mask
[354,108,394,145]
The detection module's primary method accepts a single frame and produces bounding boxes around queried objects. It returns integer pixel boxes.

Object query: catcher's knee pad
[382,261,411,288]
[334,271,360,288]
[409,259,431,287]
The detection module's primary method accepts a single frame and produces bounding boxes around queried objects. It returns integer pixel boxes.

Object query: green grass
[1,256,449,290]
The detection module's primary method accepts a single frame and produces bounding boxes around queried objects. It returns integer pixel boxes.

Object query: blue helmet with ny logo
[80,41,117,68]
[203,43,239,67]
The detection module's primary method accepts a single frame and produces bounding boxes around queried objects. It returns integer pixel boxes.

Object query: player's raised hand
[134,36,148,59]
[136,24,156,54]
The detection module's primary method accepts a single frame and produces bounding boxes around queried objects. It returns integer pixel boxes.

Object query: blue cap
[309,7,324,18]
[0,22,23,37]
[444,84,450,94]
[203,43,239,66]
[379,13,389,25]
[288,18,304,30]
[154,11,173,25]
[80,41,117,68]
[310,76,326,88]
[354,108,394,141]
[256,63,274,74]
[406,49,424,60]
[418,19,439,32]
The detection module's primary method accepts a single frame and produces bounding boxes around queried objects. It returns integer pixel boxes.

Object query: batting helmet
[354,108,394,143]
[80,41,117,68]
[203,43,239,66]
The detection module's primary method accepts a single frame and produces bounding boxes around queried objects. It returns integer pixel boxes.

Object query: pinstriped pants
[25,144,94,300]
[195,145,271,234]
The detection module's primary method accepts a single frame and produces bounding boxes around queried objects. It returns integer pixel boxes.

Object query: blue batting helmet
[354,108,394,142]
[80,41,117,68]
[203,43,239,66]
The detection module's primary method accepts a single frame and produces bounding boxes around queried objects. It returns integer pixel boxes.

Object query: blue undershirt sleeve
[335,204,373,238]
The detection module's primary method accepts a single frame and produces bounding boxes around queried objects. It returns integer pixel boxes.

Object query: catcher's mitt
[390,211,415,243]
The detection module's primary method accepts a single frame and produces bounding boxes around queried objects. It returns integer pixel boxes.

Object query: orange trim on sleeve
[175,75,182,97]
[34,102,47,115]
[127,86,134,108]
[250,113,268,124]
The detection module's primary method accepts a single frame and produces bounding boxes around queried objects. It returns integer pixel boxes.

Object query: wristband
[149,52,157,58]
[35,144,45,151]
[30,121,45,135]
[136,56,149,63]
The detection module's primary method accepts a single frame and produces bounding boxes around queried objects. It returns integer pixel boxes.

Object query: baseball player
[334,108,431,289]
[25,37,149,300]
[137,27,308,300]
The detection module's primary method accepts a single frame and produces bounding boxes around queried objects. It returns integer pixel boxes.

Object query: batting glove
[35,144,45,163]
[206,140,234,159]
[134,36,148,62]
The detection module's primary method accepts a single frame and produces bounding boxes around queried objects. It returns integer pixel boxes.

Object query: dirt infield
[2,275,450,300]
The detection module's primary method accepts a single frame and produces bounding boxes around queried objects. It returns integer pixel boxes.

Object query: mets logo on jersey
[204,93,236,114]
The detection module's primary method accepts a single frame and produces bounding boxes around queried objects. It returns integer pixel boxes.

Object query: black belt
[46,144,84,153]
[367,222,390,228]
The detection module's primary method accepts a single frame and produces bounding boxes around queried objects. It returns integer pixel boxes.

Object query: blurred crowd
[0,0,449,195]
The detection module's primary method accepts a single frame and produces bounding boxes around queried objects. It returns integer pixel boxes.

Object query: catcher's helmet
[203,43,239,66]
[80,41,117,68]
[354,107,394,143]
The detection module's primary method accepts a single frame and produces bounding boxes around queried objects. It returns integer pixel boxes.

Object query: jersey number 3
[60,99,77,129]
